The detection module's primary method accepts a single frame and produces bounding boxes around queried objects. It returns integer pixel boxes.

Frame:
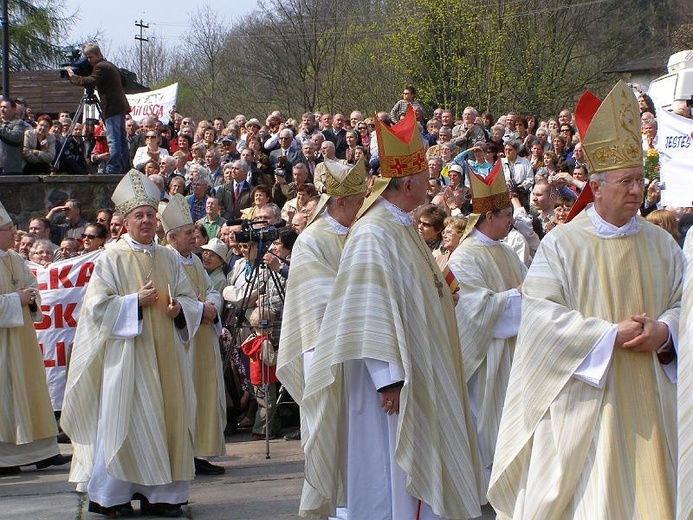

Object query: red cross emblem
[413,153,426,171]
[389,158,406,176]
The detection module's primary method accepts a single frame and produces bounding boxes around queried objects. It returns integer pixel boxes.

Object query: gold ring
[386,399,393,405]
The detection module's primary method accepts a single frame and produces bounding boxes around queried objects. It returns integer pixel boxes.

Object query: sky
[62,0,257,56]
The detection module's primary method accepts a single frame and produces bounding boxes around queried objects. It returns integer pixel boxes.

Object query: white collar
[123,234,156,252]
[586,206,639,238]
[323,209,349,235]
[471,227,500,246]
[378,197,413,226]
[170,246,195,265]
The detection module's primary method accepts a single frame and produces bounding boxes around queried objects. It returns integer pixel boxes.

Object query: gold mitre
[159,194,193,233]
[323,157,368,197]
[463,161,510,240]
[0,201,11,227]
[578,80,641,174]
[376,105,427,179]
[112,169,161,216]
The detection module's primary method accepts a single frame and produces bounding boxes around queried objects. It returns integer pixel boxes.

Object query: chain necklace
[132,247,156,281]
[406,225,444,299]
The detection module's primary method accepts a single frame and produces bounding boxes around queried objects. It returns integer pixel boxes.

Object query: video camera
[233,219,279,244]
[59,48,93,79]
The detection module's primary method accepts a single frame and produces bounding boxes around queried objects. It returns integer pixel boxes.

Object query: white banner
[657,109,693,208]
[126,83,178,125]
[28,251,101,410]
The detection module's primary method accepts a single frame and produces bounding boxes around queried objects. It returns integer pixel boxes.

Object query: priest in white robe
[488,81,681,519]
[161,194,226,476]
[678,225,693,520]
[301,107,484,520]
[61,171,199,518]
[448,166,526,489]
[0,203,71,475]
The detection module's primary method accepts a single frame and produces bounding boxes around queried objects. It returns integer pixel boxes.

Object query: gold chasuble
[447,234,525,480]
[302,201,484,519]
[180,256,226,457]
[0,250,59,463]
[488,211,682,519]
[62,239,199,486]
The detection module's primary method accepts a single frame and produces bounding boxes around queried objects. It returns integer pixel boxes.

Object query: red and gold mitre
[566,80,641,222]
[469,160,510,214]
[462,160,510,240]
[376,105,427,179]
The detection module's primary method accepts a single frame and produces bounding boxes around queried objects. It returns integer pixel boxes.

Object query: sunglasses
[82,233,101,239]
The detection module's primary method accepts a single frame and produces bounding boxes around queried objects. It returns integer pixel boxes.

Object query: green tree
[4,0,72,70]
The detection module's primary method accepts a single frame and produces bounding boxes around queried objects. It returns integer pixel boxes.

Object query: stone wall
[0,175,122,229]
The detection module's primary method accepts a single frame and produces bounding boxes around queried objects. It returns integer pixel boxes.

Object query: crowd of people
[1,67,693,519]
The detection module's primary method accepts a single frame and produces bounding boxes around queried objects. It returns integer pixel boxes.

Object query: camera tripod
[221,239,286,459]
[53,89,103,171]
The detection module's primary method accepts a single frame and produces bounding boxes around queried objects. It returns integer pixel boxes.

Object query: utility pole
[134,20,149,85]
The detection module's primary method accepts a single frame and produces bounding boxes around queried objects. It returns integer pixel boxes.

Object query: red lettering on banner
[34,303,78,330]
[75,262,94,287]
[36,305,52,330]
[50,265,74,290]
[39,341,70,368]
[54,303,78,328]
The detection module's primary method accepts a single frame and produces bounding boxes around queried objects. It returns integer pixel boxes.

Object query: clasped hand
[616,313,668,352]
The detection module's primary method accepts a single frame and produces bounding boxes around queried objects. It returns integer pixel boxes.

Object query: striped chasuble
[447,233,526,486]
[178,253,226,458]
[0,250,59,464]
[277,214,346,409]
[678,248,693,520]
[488,211,682,519]
[301,201,484,519]
[61,240,199,487]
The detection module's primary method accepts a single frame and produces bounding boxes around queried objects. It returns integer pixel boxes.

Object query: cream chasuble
[176,249,226,458]
[302,200,484,520]
[488,211,682,520]
[277,213,347,409]
[678,239,693,520]
[447,232,525,484]
[0,250,59,465]
[61,238,199,487]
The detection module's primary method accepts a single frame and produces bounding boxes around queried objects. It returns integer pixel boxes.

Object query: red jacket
[241,335,277,385]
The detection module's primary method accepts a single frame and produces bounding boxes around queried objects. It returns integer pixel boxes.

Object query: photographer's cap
[112,169,161,216]
[159,194,193,233]
[221,135,236,144]
[201,237,229,263]
[0,201,12,227]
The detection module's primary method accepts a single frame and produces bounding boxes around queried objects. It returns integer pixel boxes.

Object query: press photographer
[64,43,130,174]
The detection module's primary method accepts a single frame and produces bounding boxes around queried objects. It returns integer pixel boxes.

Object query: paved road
[0,434,495,519]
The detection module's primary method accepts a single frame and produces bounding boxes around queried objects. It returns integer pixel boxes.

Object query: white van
[648,50,693,111]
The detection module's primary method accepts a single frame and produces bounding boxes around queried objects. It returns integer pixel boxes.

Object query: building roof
[605,51,670,74]
[8,70,148,117]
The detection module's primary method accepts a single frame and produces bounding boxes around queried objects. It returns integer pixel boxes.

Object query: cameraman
[65,43,130,174]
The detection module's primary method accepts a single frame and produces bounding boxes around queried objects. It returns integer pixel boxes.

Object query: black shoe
[35,453,72,469]
[194,457,225,476]
[140,497,184,517]
[57,431,71,444]
[283,429,301,441]
[0,466,20,476]
[88,500,134,517]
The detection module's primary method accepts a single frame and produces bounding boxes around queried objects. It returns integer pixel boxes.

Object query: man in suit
[218,160,253,221]
[322,113,347,159]
[296,141,322,183]
[269,129,300,181]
